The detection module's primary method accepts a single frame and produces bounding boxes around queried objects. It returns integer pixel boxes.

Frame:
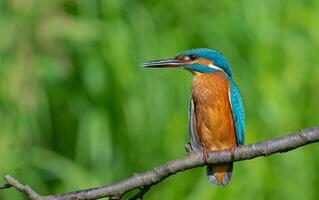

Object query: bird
[142,48,245,186]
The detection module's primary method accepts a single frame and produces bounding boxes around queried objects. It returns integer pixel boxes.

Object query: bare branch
[1,126,319,200]
[2,176,49,200]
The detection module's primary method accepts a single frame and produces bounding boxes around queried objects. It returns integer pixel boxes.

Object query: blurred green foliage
[1,0,319,199]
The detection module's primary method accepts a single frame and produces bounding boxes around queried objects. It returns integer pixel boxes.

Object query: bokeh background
[1,0,319,199]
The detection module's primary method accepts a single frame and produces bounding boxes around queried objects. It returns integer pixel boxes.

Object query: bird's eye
[185,54,197,61]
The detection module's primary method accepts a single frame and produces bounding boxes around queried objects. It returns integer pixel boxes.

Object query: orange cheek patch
[176,55,186,60]
[194,59,213,65]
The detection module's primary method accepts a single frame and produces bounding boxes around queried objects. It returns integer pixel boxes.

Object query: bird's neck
[192,71,229,81]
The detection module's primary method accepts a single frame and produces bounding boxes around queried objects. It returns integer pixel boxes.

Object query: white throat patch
[208,64,223,72]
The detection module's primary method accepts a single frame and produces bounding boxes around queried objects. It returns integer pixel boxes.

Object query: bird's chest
[192,72,230,105]
[191,72,235,150]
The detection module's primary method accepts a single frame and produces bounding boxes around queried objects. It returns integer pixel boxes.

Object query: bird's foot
[229,144,236,160]
[202,149,209,164]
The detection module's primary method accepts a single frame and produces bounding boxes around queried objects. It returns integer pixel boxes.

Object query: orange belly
[192,72,236,151]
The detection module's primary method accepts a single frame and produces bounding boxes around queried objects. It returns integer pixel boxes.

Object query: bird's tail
[207,163,233,186]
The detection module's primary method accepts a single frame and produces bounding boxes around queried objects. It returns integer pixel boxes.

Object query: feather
[229,80,245,145]
[207,164,233,186]
[188,98,204,151]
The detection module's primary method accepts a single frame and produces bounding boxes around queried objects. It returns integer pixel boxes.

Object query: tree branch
[1,126,319,200]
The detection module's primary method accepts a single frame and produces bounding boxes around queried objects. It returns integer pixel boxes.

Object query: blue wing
[229,80,245,145]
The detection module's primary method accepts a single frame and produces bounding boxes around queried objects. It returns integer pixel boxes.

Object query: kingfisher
[142,48,245,186]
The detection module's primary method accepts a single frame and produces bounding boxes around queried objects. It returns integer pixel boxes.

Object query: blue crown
[180,48,232,77]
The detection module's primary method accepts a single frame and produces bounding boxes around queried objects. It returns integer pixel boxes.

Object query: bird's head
[142,48,232,77]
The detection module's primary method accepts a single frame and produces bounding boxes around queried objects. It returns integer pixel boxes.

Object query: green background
[1,0,319,199]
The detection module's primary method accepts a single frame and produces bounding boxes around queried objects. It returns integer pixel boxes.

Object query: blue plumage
[229,80,245,145]
[180,48,233,77]
[186,63,217,73]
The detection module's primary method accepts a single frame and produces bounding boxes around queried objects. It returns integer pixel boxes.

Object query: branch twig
[1,126,319,200]
[128,185,151,200]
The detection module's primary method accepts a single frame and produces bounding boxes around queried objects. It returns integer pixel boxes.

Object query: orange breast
[192,72,236,151]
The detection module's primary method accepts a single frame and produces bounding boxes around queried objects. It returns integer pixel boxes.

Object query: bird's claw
[229,144,236,160]
[203,149,209,164]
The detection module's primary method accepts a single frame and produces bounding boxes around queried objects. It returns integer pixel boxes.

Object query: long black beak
[142,58,185,68]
